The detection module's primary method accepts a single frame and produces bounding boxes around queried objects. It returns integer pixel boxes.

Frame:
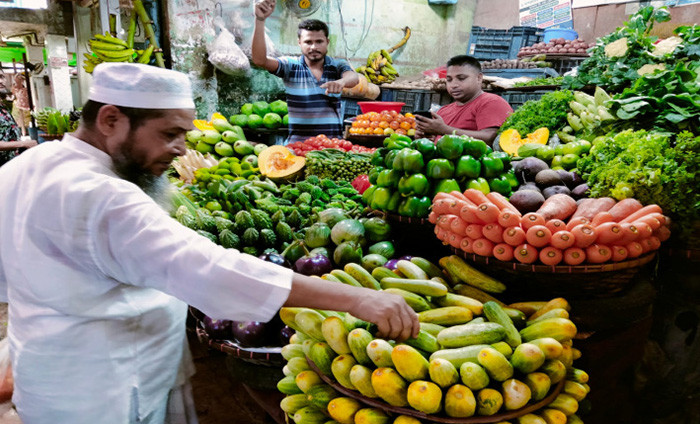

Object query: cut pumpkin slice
[258,146,306,182]
[193,119,215,131]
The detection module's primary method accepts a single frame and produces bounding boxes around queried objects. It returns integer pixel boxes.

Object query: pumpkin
[525,127,550,145]
[258,146,306,181]
[499,129,523,156]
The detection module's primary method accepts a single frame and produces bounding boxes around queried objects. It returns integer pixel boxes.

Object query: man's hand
[21,139,38,148]
[254,0,275,21]
[415,113,449,135]
[347,290,420,342]
[320,80,345,95]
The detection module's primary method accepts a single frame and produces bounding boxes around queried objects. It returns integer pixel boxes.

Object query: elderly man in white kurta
[0,63,419,424]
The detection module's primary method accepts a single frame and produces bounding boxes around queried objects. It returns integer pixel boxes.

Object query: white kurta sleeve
[87,184,293,322]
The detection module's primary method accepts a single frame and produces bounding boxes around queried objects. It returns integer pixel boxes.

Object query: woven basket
[306,357,564,423]
[451,247,657,300]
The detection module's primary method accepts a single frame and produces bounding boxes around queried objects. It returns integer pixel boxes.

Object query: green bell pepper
[392,148,424,174]
[489,151,511,167]
[481,155,505,178]
[467,177,490,194]
[398,173,430,197]
[455,155,481,179]
[436,134,464,160]
[368,167,383,185]
[398,196,431,218]
[504,171,519,189]
[384,150,399,168]
[370,187,393,210]
[376,169,401,188]
[426,158,455,179]
[462,137,488,159]
[412,138,436,160]
[371,148,388,166]
[489,176,512,196]
[432,179,461,197]
[362,184,377,205]
[384,133,412,150]
[387,191,401,213]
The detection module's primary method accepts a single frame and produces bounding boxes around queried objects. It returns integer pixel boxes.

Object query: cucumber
[510,343,546,374]
[309,342,336,376]
[459,362,490,391]
[410,257,445,279]
[526,308,570,325]
[279,393,309,415]
[344,263,381,290]
[366,339,394,368]
[437,322,506,348]
[396,260,429,280]
[477,346,513,382]
[548,393,579,416]
[382,288,431,312]
[347,328,373,366]
[418,306,473,326]
[520,318,577,343]
[490,341,513,358]
[404,329,440,353]
[331,354,357,390]
[419,322,446,337]
[433,293,484,315]
[330,269,363,288]
[295,309,326,341]
[453,284,506,306]
[321,316,351,355]
[380,277,448,297]
[371,266,399,282]
[444,255,507,293]
[429,344,490,368]
[483,301,522,348]
[277,375,303,395]
[321,273,343,283]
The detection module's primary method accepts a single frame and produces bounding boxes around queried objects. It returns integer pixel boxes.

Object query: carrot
[482,223,504,244]
[503,226,527,246]
[450,217,468,236]
[498,209,521,228]
[539,246,563,266]
[648,236,661,251]
[472,238,495,257]
[595,222,623,245]
[571,224,597,248]
[586,244,612,264]
[428,211,439,224]
[551,230,575,250]
[447,199,470,216]
[566,216,590,231]
[475,203,500,223]
[650,213,667,226]
[571,197,616,221]
[564,247,586,265]
[448,233,464,249]
[641,236,661,253]
[438,215,457,230]
[591,211,615,227]
[435,226,447,241]
[637,215,662,231]
[463,189,491,206]
[433,192,455,202]
[432,198,452,215]
[626,241,644,258]
[537,193,578,221]
[514,244,538,264]
[460,237,475,254]
[486,192,521,215]
[634,222,654,239]
[620,204,663,223]
[617,223,640,245]
[465,224,485,240]
[607,198,643,221]
[526,225,553,248]
[653,226,671,242]
[449,190,474,203]
[611,246,628,262]
[521,213,546,231]
[544,219,565,234]
[460,204,483,224]
[493,243,514,262]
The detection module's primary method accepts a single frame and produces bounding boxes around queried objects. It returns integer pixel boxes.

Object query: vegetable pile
[364,134,519,219]
[518,38,593,57]
[499,90,574,137]
[229,100,289,130]
[287,135,376,156]
[277,255,591,422]
[304,149,374,182]
[513,76,564,88]
[186,112,262,161]
[430,188,668,265]
[349,111,417,137]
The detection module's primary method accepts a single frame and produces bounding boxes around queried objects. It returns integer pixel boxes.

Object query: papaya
[391,344,430,382]
[349,365,378,398]
[476,388,503,416]
[523,372,551,402]
[444,384,476,417]
[331,354,357,390]
[429,358,459,388]
[407,380,443,414]
[327,397,362,424]
[371,367,409,407]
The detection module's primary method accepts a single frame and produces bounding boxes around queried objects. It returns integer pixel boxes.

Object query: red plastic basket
[357,101,405,114]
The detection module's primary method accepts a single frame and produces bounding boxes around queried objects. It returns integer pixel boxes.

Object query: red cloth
[437,92,513,131]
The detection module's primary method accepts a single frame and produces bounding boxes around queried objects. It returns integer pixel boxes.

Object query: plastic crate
[498,89,556,110]
[548,57,586,75]
[341,98,362,118]
[468,26,544,61]
[380,88,452,113]
[482,68,559,78]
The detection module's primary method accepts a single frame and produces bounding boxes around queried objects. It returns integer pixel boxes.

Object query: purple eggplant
[259,252,289,267]
[384,259,400,270]
[202,316,234,341]
[294,254,333,276]
[399,255,414,261]
[279,325,294,345]
[231,320,269,347]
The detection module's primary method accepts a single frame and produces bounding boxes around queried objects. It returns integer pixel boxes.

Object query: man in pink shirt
[415,55,512,146]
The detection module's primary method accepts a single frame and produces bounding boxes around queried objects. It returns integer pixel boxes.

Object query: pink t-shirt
[437,92,513,131]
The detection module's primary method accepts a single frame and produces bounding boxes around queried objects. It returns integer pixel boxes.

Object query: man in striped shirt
[252,0,359,144]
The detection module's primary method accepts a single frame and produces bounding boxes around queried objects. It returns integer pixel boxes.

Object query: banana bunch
[32,107,57,133]
[356,49,399,85]
[83,32,154,74]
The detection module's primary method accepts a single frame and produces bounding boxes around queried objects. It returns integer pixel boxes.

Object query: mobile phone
[414,110,433,118]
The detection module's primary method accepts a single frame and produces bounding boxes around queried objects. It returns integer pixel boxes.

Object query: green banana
[137,44,155,64]
[94,33,129,48]
[381,49,392,64]
[89,40,128,52]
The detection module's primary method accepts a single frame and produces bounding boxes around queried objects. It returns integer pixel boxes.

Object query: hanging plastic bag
[208,19,250,75]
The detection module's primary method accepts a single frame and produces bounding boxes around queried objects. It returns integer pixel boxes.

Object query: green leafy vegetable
[513,76,564,88]
[499,90,574,135]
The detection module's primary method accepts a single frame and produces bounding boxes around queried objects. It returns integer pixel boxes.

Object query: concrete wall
[166,0,476,118]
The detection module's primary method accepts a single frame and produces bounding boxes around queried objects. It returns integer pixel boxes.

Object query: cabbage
[330,219,365,245]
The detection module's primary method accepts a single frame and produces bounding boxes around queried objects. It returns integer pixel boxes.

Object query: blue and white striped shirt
[273,55,353,144]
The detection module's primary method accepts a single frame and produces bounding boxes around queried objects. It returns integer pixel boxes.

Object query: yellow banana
[378,56,388,67]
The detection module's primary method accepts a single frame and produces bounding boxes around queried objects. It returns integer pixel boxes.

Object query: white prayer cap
[89,63,195,109]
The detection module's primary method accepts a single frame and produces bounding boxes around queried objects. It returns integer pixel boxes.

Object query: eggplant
[384,259,400,270]
[279,325,294,345]
[259,252,289,267]
[231,320,269,347]
[202,316,234,341]
[294,254,333,276]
